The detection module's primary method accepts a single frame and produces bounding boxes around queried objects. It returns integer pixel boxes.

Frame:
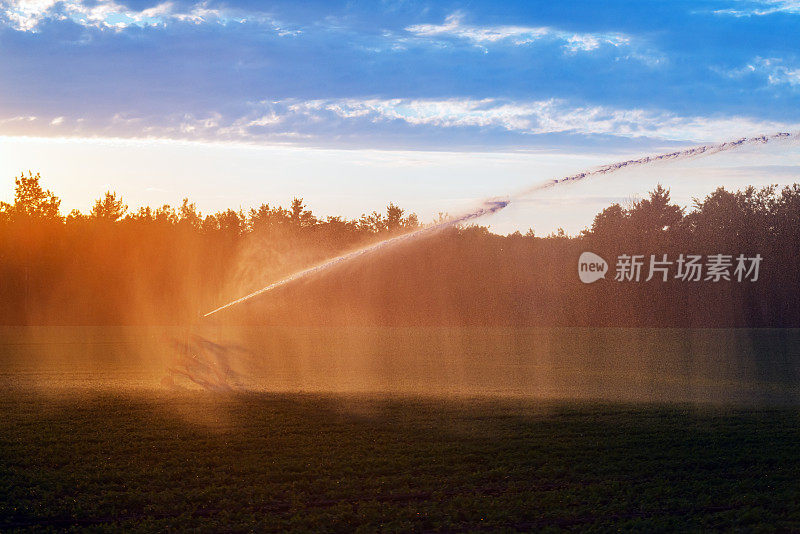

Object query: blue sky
[1,0,799,232]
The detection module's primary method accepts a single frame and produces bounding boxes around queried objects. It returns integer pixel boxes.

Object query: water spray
[202,131,797,318]
[201,198,509,317]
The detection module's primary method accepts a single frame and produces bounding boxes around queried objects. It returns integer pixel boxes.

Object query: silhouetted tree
[359,211,387,234]
[0,171,61,222]
[178,198,202,229]
[586,203,627,237]
[628,184,683,235]
[386,203,404,233]
[90,191,128,222]
[288,197,316,229]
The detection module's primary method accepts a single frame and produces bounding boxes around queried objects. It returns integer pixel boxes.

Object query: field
[3,392,800,532]
[1,327,799,531]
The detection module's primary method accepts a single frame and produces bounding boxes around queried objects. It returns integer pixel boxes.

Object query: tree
[586,203,626,238]
[323,215,356,235]
[359,211,386,234]
[386,203,404,233]
[217,209,243,236]
[127,206,155,224]
[289,198,304,227]
[249,204,271,232]
[385,203,419,233]
[547,227,568,239]
[774,184,800,241]
[154,204,178,226]
[0,171,61,222]
[584,186,683,248]
[627,184,683,236]
[289,197,317,228]
[686,185,773,250]
[66,209,87,223]
[202,213,219,233]
[90,191,128,222]
[178,198,202,229]
[403,212,419,230]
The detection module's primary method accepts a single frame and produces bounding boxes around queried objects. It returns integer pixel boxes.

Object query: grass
[2,390,800,532]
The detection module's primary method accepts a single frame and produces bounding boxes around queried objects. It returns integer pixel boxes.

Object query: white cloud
[261,98,797,142]
[405,13,631,53]
[0,0,297,32]
[3,98,796,146]
[761,60,800,86]
[1,0,58,30]
[717,57,800,86]
[0,115,37,123]
[1,0,172,30]
[714,0,800,16]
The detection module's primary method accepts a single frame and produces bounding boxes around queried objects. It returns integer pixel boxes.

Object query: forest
[1,171,798,327]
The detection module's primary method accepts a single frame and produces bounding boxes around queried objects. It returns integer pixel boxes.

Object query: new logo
[578,252,608,284]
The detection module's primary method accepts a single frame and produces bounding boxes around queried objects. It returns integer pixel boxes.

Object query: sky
[1,0,800,233]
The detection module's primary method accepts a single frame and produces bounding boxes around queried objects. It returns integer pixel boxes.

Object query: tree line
[0,172,418,324]
[1,171,798,326]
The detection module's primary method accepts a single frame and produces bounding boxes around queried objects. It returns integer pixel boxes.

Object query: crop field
[1,327,799,532]
[2,391,800,532]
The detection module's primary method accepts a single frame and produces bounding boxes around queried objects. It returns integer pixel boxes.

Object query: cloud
[0,115,38,124]
[0,0,299,32]
[717,57,800,87]
[1,0,58,30]
[280,98,798,142]
[2,98,797,148]
[0,1,794,153]
[405,12,631,53]
[713,0,800,16]
[2,0,172,30]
